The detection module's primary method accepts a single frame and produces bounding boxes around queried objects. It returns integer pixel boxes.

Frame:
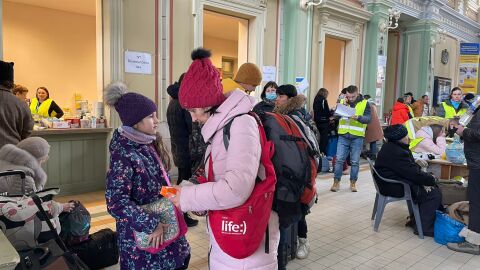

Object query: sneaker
[447,242,480,255]
[184,213,199,227]
[330,180,340,192]
[296,238,310,259]
[350,181,358,192]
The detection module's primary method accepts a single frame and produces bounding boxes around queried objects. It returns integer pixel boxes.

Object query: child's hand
[168,186,182,211]
[62,202,75,213]
[148,223,169,248]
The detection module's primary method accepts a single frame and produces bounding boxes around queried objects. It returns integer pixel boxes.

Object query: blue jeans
[334,134,364,181]
[370,141,378,156]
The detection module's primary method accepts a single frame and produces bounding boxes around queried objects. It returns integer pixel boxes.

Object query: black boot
[277,243,287,270]
[184,213,198,227]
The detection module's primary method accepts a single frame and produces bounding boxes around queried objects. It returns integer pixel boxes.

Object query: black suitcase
[277,222,298,270]
[69,229,118,270]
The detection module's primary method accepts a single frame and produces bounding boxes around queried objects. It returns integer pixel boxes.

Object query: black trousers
[469,169,480,233]
[177,166,192,185]
[298,214,307,239]
[416,187,442,236]
[316,123,329,155]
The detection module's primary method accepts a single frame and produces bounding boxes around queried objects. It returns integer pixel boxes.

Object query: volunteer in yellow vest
[331,85,371,193]
[409,124,447,155]
[30,87,64,119]
[435,87,468,119]
[222,62,262,95]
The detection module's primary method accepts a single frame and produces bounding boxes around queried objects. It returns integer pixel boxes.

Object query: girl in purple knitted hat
[104,82,190,270]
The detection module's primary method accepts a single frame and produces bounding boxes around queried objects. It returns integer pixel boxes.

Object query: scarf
[118,125,156,144]
[451,99,461,110]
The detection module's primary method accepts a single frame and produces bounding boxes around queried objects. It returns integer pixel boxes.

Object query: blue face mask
[265,92,277,101]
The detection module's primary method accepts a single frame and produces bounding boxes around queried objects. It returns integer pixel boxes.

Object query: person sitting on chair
[374,124,442,237]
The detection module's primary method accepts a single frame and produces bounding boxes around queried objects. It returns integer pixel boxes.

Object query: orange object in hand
[160,186,177,198]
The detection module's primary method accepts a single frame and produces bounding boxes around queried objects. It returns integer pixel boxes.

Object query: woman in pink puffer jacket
[170,48,280,270]
[411,124,447,155]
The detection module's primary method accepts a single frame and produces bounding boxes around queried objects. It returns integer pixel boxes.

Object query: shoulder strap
[223,113,254,150]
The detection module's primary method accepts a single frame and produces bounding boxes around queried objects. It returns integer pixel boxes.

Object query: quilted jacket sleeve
[105,155,160,234]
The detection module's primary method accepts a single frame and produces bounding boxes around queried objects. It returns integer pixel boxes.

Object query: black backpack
[224,112,311,228]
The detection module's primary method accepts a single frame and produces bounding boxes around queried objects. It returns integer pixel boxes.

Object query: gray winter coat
[0,144,47,195]
[0,86,33,148]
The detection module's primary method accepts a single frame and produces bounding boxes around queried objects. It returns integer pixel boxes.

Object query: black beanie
[276,84,297,98]
[0,61,14,84]
[384,125,408,141]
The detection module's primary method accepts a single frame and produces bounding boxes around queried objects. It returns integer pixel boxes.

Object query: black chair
[367,158,424,239]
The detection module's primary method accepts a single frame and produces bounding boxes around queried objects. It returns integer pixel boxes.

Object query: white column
[103,0,124,129]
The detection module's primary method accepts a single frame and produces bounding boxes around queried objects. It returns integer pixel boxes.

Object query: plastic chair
[367,158,424,239]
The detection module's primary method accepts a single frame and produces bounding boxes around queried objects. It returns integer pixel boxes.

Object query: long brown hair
[430,124,444,144]
[154,132,171,172]
[316,88,328,98]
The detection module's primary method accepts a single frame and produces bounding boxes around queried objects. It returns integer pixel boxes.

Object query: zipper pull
[249,206,253,214]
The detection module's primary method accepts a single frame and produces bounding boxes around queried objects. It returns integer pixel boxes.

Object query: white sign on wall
[262,66,277,82]
[125,51,152,74]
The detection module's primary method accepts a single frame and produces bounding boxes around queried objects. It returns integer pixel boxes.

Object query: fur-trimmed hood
[273,94,307,115]
[0,144,47,192]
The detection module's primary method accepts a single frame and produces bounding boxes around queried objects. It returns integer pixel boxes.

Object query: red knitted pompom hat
[179,48,225,109]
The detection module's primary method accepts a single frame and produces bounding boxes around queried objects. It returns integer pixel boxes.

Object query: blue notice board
[460,43,480,55]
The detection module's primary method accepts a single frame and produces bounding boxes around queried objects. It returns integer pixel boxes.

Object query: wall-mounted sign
[459,43,479,93]
[125,51,152,74]
[262,66,276,82]
[295,77,309,95]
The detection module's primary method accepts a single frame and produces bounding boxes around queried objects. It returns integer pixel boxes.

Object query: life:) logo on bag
[221,219,247,235]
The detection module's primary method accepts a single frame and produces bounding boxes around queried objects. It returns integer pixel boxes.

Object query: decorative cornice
[224,0,266,9]
[317,0,372,23]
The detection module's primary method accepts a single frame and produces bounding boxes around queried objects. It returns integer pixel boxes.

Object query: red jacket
[391,102,411,125]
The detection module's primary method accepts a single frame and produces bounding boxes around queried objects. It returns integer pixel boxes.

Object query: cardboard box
[52,121,70,129]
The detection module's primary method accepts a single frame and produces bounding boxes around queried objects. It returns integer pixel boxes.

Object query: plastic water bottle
[459,95,480,126]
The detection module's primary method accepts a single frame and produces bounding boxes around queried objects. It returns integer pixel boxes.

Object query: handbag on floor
[69,229,118,269]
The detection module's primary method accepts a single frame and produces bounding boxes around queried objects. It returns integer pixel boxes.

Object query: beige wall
[204,36,238,72]
[123,0,156,101]
[172,0,195,83]
[323,37,345,106]
[263,0,278,67]
[434,35,459,86]
[3,1,97,114]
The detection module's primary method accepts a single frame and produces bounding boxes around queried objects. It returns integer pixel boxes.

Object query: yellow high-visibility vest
[442,102,467,119]
[338,99,368,137]
[407,105,414,116]
[30,98,56,118]
[409,137,424,152]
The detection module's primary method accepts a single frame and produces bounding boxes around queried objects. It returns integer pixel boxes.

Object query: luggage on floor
[325,136,338,158]
[437,180,468,205]
[277,222,298,270]
[69,229,118,270]
[60,201,91,246]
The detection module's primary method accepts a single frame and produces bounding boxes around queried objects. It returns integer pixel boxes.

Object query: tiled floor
[56,164,480,270]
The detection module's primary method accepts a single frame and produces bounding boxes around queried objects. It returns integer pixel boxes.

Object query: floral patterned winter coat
[106,130,190,270]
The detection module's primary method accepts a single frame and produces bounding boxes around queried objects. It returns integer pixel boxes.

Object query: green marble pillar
[362,0,394,117]
[399,20,438,99]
